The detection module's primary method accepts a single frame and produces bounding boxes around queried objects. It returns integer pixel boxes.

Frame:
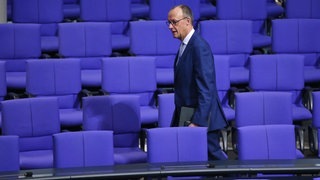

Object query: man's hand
[188,123,198,127]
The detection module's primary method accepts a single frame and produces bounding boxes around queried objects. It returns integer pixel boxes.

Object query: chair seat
[114,147,147,164]
[230,67,249,85]
[267,2,284,18]
[81,70,101,87]
[63,4,80,19]
[304,66,320,83]
[222,106,235,121]
[60,109,83,127]
[252,33,272,49]
[41,36,59,53]
[131,4,149,19]
[140,106,158,125]
[156,68,174,86]
[6,72,26,89]
[111,35,130,51]
[20,150,53,170]
[292,105,312,121]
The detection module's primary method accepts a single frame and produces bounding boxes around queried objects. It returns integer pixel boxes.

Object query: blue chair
[311,91,320,156]
[267,0,284,18]
[1,97,61,169]
[82,95,147,164]
[53,131,114,168]
[130,20,179,87]
[0,61,6,130]
[12,0,63,53]
[131,0,149,20]
[63,0,80,21]
[200,0,216,19]
[158,93,175,128]
[238,124,297,160]
[58,22,112,88]
[101,57,159,127]
[216,0,271,50]
[249,54,312,150]
[285,0,320,19]
[235,91,304,158]
[0,135,19,173]
[26,59,83,129]
[147,127,207,179]
[272,19,320,84]
[199,20,253,85]
[0,23,41,90]
[79,0,131,51]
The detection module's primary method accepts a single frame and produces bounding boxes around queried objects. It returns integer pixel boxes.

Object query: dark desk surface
[2,159,320,179]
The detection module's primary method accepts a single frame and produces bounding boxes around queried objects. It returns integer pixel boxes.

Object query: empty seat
[199,20,253,85]
[12,0,64,53]
[216,0,271,50]
[0,23,41,90]
[238,124,297,160]
[79,0,131,51]
[130,20,179,86]
[1,97,61,169]
[82,95,147,164]
[58,22,112,88]
[272,19,320,84]
[53,131,114,168]
[285,0,320,19]
[0,61,6,130]
[101,57,159,127]
[0,135,19,173]
[26,59,83,129]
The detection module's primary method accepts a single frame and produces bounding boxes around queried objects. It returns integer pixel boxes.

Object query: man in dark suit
[168,4,228,160]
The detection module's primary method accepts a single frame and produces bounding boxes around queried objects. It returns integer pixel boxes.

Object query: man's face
[167,7,190,41]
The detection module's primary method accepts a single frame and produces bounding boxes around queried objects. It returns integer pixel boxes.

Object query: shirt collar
[182,28,195,45]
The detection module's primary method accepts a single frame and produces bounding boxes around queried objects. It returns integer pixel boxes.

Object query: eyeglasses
[166,17,188,26]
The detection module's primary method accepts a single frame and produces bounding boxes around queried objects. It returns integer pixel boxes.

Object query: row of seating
[6,0,320,54]
[1,91,313,173]
[2,18,320,90]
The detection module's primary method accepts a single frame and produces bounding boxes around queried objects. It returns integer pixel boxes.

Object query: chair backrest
[102,57,157,106]
[26,59,81,108]
[0,61,6,101]
[285,0,320,19]
[235,92,293,127]
[58,22,112,87]
[53,131,114,168]
[312,91,320,128]
[199,20,252,84]
[80,0,131,22]
[83,95,141,147]
[249,54,304,91]
[216,0,267,33]
[12,0,63,52]
[0,135,19,172]
[1,97,60,150]
[59,22,112,58]
[82,95,147,164]
[272,19,320,83]
[0,23,41,89]
[148,0,200,23]
[130,20,178,85]
[238,124,297,160]
[146,127,207,163]
[1,97,60,169]
[12,0,63,24]
[158,93,175,127]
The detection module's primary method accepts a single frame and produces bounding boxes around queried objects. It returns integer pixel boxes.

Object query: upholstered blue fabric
[1,97,60,169]
[53,131,114,168]
[82,95,147,164]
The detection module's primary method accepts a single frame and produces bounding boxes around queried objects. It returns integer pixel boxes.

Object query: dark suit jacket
[172,31,228,131]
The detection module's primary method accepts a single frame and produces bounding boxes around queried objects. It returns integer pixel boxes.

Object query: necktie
[177,42,185,66]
